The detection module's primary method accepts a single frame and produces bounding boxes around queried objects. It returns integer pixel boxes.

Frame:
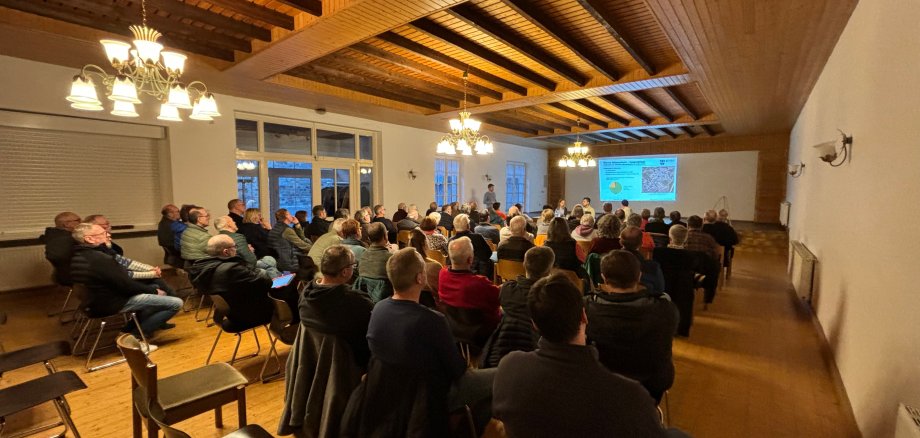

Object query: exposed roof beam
[525,106,579,127]
[376,32,528,95]
[196,0,295,29]
[529,116,721,139]
[349,43,504,101]
[302,63,458,107]
[661,128,678,139]
[594,132,623,142]
[146,0,271,41]
[274,0,322,16]
[700,125,717,137]
[288,65,445,111]
[446,4,589,86]
[499,110,571,131]
[639,129,660,140]
[663,87,698,119]
[598,94,651,124]
[227,0,468,80]
[574,98,629,125]
[627,91,673,121]
[317,54,478,104]
[547,102,607,127]
[479,116,539,135]
[501,0,621,82]
[408,18,555,91]
[486,113,556,133]
[679,126,698,138]
[573,0,656,75]
[518,107,576,129]
[619,131,644,141]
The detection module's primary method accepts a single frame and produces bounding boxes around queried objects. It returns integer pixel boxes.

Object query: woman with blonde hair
[239,208,271,258]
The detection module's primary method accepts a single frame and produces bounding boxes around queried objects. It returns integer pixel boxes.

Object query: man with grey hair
[227,198,246,228]
[214,215,280,278]
[42,211,81,286]
[392,202,409,223]
[84,214,124,255]
[497,216,535,262]
[439,237,501,328]
[450,213,493,279]
[70,222,182,344]
[397,205,421,231]
[180,207,212,262]
[188,234,275,329]
[308,217,346,268]
[653,224,701,337]
[702,209,739,276]
[299,245,374,368]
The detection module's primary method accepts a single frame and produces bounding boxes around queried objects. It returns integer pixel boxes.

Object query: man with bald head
[439,237,501,329]
[497,216,535,262]
[41,211,82,286]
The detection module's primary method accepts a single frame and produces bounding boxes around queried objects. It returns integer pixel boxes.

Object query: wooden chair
[534,234,547,246]
[648,232,670,248]
[575,240,593,260]
[260,291,297,382]
[494,259,525,285]
[437,226,452,238]
[486,240,497,252]
[147,400,273,438]
[396,230,412,248]
[426,248,447,265]
[116,334,250,438]
[553,269,586,294]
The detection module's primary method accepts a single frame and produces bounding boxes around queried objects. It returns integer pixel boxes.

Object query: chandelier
[436,72,493,156]
[558,119,596,168]
[65,0,219,122]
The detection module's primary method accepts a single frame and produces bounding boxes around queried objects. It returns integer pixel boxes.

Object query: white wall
[786,1,920,436]
[564,151,759,220]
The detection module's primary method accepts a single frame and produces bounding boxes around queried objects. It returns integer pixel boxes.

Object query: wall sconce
[483,174,492,182]
[814,130,853,167]
[407,170,417,180]
[788,162,805,178]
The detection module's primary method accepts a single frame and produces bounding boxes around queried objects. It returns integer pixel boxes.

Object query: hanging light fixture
[558,119,597,168]
[65,0,219,122]
[436,71,493,156]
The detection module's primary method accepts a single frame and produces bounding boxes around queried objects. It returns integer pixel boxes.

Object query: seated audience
[620,226,666,294]
[554,199,567,218]
[419,216,449,256]
[602,202,614,216]
[358,223,393,279]
[493,273,680,438]
[497,216,535,262]
[335,208,352,220]
[228,198,246,228]
[439,237,501,328]
[644,207,670,234]
[268,208,312,272]
[586,250,679,403]
[340,219,367,262]
[425,201,438,216]
[180,207,212,262]
[300,245,374,369]
[626,213,656,253]
[392,202,408,223]
[571,214,597,241]
[238,208,272,259]
[353,209,372,245]
[472,210,500,244]
[614,209,626,221]
[84,214,123,255]
[298,212,311,227]
[70,223,181,342]
[544,217,584,274]
[640,208,651,230]
[489,202,507,224]
[584,214,622,257]
[481,247,552,368]
[408,229,442,307]
[703,209,740,269]
[214,215,280,278]
[536,208,554,235]
[157,204,180,265]
[171,204,196,251]
[396,206,421,231]
[499,212,535,243]
[654,225,701,337]
[308,218,345,268]
[438,204,454,231]
[307,205,330,238]
[93,227,174,295]
[580,197,596,218]
[42,211,81,286]
[669,210,686,228]
[686,215,722,304]
[188,235,274,329]
[371,204,398,243]
[621,199,633,218]
[450,213,493,279]
[567,205,584,231]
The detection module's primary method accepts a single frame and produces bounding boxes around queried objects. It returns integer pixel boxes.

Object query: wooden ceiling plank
[575,98,629,125]
[700,124,716,136]
[479,116,539,135]
[376,32,528,96]
[145,0,271,41]
[501,0,621,82]
[288,66,443,111]
[679,126,698,138]
[447,4,589,86]
[598,94,651,124]
[573,0,656,75]
[350,43,504,101]
[487,113,556,132]
[548,102,607,127]
[663,86,698,119]
[639,129,659,139]
[620,130,643,141]
[297,63,458,107]
[274,0,322,16]
[501,109,571,131]
[196,0,295,29]
[526,105,578,126]
[627,90,673,121]
[408,18,556,91]
[661,127,678,139]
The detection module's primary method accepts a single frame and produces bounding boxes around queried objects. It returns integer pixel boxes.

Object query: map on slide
[597,156,678,201]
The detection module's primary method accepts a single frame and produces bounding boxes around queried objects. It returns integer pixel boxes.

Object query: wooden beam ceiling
[274,0,322,16]
[574,98,630,125]
[598,94,651,124]
[573,0,657,75]
[145,0,271,42]
[662,87,698,119]
[288,65,446,111]
[197,0,295,30]
[628,90,673,121]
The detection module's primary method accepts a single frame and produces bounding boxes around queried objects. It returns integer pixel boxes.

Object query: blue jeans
[120,293,183,336]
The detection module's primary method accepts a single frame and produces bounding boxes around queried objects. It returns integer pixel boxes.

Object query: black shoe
[159,322,176,330]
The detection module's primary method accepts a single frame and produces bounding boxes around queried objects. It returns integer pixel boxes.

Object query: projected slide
[598,156,678,202]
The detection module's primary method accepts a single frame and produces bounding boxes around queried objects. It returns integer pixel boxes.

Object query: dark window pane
[317,129,356,159]
[360,167,373,208]
[320,168,351,216]
[265,123,311,155]
[268,161,312,224]
[236,160,260,209]
[236,119,258,151]
[359,135,373,160]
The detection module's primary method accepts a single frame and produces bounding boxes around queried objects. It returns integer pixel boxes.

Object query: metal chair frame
[205,295,276,368]
[69,285,150,372]
[258,292,296,382]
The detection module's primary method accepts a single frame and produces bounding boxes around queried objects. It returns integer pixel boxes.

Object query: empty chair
[116,334,250,438]
[493,259,525,285]
[396,230,413,248]
[147,400,273,438]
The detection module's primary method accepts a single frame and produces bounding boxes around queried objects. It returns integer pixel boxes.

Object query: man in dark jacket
[42,211,81,286]
[228,198,246,228]
[471,211,499,244]
[70,223,182,341]
[391,202,408,223]
[493,273,683,438]
[449,213,493,279]
[653,225,702,337]
[157,204,181,266]
[370,204,397,243]
[620,226,666,293]
[437,204,454,232]
[586,250,678,403]
[188,234,275,330]
[300,244,374,368]
[496,216,534,262]
[306,205,330,238]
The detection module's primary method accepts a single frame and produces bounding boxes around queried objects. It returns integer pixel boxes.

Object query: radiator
[788,240,817,304]
[897,404,920,438]
[779,201,791,227]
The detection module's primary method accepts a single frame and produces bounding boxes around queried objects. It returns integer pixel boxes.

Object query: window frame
[506,161,527,212]
[434,157,461,207]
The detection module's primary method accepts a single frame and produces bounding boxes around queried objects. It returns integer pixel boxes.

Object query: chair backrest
[396,230,412,248]
[210,294,231,327]
[441,304,493,348]
[492,224,502,230]
[553,269,584,294]
[648,233,670,248]
[494,259,525,284]
[576,240,593,257]
[534,234,547,246]
[486,240,497,252]
[115,334,158,399]
[267,290,297,345]
[426,249,446,265]
[147,399,191,438]
[437,226,450,237]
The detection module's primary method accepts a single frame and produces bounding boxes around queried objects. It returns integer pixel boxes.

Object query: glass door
[320,167,351,217]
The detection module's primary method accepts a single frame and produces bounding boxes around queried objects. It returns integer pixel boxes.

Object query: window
[434,158,460,207]
[359,134,373,160]
[236,160,260,209]
[506,162,526,211]
[360,167,373,208]
[264,122,311,155]
[320,168,350,216]
[268,161,312,223]
[235,119,258,151]
[317,129,356,159]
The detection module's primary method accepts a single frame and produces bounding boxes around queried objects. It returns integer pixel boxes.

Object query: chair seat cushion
[134,363,248,412]
[0,371,86,417]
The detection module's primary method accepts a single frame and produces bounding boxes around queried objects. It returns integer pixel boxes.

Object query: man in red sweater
[439,237,501,328]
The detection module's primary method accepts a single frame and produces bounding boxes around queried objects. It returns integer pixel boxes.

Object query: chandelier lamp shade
[65,0,219,122]
[436,71,493,156]
[558,119,597,168]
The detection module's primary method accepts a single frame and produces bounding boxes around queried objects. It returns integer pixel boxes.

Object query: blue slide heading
[598,156,678,202]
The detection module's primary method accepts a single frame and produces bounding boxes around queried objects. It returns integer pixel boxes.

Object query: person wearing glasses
[180,207,213,263]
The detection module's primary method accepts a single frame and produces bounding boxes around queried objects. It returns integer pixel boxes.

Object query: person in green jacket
[180,207,212,262]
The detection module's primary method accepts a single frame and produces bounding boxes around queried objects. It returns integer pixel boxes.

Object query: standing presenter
[483,183,497,207]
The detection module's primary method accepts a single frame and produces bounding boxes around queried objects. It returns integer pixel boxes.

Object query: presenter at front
[483,183,497,206]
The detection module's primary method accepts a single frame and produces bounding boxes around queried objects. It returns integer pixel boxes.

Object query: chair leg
[214,405,223,428]
[206,329,223,365]
[195,294,209,322]
[204,303,215,327]
[84,320,106,371]
[146,416,158,438]
[259,327,283,382]
[237,387,247,427]
[132,402,142,438]
[663,391,671,426]
[58,287,74,324]
[230,333,243,364]
[51,396,81,438]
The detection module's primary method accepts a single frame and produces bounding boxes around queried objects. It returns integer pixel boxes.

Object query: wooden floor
[0,252,860,437]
